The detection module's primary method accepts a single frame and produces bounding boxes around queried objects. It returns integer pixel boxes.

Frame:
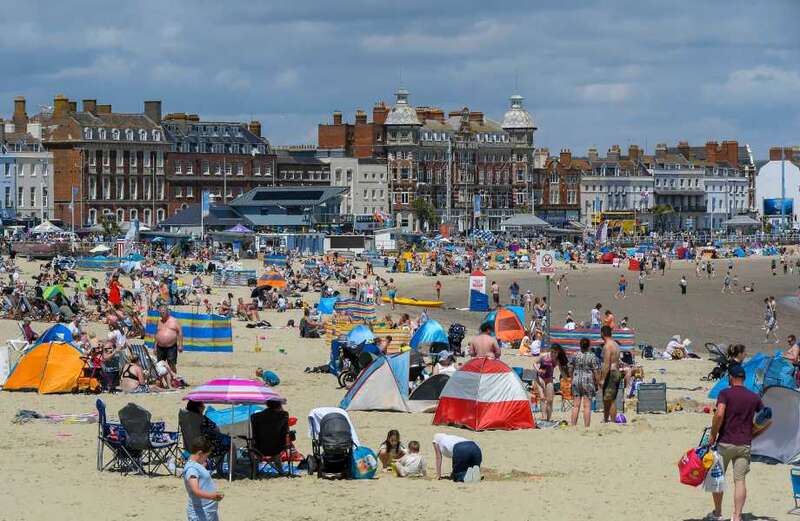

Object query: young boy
[183,437,224,521]
[393,440,426,478]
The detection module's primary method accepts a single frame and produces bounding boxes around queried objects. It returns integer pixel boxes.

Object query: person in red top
[707,363,770,521]
[108,274,122,307]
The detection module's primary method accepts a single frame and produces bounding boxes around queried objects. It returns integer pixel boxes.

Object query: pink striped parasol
[183,378,285,404]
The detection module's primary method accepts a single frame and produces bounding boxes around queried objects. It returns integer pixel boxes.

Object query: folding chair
[244,408,296,479]
[128,344,158,383]
[559,377,574,412]
[178,409,226,472]
[791,467,800,515]
[6,322,30,354]
[118,403,179,477]
[95,399,130,472]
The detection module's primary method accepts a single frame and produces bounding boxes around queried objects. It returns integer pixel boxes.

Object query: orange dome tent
[481,306,526,344]
[4,341,84,394]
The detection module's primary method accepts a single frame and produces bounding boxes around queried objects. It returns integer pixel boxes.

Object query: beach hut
[409,320,448,352]
[340,352,410,412]
[433,357,534,431]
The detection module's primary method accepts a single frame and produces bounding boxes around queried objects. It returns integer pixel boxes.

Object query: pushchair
[448,323,466,356]
[336,341,376,389]
[307,408,355,479]
[702,342,729,381]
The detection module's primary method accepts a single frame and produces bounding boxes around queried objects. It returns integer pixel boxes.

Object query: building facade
[756,147,800,229]
[274,147,331,187]
[323,157,389,222]
[34,95,170,228]
[1,100,54,222]
[162,113,273,215]
[538,149,587,226]
[317,106,388,159]
[384,89,536,232]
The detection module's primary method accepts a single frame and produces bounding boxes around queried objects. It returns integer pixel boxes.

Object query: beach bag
[678,447,708,487]
[350,446,378,480]
[702,450,725,493]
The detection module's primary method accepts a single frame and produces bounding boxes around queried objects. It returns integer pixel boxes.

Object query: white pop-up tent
[752,386,800,464]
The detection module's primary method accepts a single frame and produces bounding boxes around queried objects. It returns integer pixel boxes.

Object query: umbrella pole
[229,406,234,482]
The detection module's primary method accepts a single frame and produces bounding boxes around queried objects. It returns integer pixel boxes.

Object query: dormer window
[125,129,133,140]
[98,128,107,140]
[139,129,147,141]
[83,127,93,140]
[152,130,161,141]
[112,128,120,140]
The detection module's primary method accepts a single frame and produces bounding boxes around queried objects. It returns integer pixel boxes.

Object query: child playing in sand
[394,440,426,477]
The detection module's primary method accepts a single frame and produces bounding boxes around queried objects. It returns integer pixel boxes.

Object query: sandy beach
[0,256,794,521]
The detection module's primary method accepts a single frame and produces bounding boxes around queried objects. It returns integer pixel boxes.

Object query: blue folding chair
[95,399,129,472]
[791,467,800,515]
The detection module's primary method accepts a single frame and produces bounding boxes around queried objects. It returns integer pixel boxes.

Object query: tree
[100,214,121,237]
[651,204,674,232]
[412,197,439,231]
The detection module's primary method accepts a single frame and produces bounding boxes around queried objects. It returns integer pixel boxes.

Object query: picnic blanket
[546,327,636,353]
[144,310,233,353]
[76,256,120,271]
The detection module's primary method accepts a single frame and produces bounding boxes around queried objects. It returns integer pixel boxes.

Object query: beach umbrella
[43,284,65,300]
[77,276,93,290]
[256,271,287,289]
[184,378,285,481]
[32,220,63,234]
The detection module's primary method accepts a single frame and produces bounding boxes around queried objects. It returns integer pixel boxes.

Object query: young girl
[534,344,569,422]
[184,437,224,521]
[378,429,406,468]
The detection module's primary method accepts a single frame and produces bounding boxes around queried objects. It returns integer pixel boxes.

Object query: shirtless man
[599,325,621,423]
[467,323,501,359]
[155,305,183,371]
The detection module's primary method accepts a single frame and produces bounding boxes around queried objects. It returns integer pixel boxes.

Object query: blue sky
[1,0,798,158]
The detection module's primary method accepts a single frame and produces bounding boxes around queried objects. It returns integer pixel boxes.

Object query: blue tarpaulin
[410,319,448,349]
[317,297,337,315]
[708,353,768,399]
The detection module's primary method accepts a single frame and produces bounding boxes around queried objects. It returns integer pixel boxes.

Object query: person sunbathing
[119,354,155,393]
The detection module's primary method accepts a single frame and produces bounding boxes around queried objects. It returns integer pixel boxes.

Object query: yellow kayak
[381,296,444,308]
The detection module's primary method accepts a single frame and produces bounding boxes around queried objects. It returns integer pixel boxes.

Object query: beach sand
[0,256,794,520]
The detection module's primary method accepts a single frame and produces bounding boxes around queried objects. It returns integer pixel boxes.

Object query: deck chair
[178,409,226,472]
[95,399,130,472]
[7,322,31,354]
[128,344,158,384]
[245,408,294,479]
[118,403,179,477]
[559,377,574,412]
[791,467,800,515]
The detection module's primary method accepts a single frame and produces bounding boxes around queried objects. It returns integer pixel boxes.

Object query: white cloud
[47,54,133,80]
[575,83,633,103]
[708,66,800,104]
[274,69,299,89]
[214,69,251,91]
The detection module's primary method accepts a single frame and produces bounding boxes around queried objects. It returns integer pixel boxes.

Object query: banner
[144,309,233,353]
[201,191,210,218]
[473,194,481,218]
[468,270,488,312]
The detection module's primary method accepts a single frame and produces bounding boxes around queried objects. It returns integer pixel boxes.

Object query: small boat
[381,296,444,308]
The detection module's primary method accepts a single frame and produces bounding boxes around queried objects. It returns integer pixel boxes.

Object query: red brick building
[317,104,389,159]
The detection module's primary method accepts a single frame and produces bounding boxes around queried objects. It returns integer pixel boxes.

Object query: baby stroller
[307,408,355,479]
[448,323,466,356]
[336,341,376,389]
[703,342,729,381]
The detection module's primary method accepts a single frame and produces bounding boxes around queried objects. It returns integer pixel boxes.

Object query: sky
[1,0,798,159]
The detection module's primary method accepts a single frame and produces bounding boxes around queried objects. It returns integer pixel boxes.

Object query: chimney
[372,102,388,125]
[607,145,621,161]
[68,100,77,113]
[628,144,640,162]
[722,140,738,167]
[559,148,572,166]
[677,140,690,159]
[248,120,262,137]
[144,100,162,123]
[83,99,97,114]
[655,143,667,159]
[332,111,342,125]
[53,94,70,119]
[587,146,598,161]
[96,104,112,114]
[355,110,367,125]
[705,141,718,164]
[769,147,793,162]
[13,96,28,129]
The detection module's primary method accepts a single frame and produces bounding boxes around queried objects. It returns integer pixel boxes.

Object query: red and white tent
[433,357,534,431]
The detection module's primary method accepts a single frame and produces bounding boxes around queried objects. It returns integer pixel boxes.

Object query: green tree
[412,197,439,231]
[650,204,674,232]
[101,214,122,237]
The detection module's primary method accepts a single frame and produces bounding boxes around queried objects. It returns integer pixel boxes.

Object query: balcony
[653,186,704,195]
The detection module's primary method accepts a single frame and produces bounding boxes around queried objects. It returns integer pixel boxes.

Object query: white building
[756,148,800,229]
[0,118,54,222]
[323,157,389,229]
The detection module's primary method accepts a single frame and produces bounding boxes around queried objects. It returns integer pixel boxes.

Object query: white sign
[536,250,556,274]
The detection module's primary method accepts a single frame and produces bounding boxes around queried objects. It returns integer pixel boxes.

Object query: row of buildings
[0,91,794,233]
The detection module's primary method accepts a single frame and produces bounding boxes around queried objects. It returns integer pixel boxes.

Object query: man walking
[598,325,621,423]
[707,364,769,521]
[491,281,500,308]
[509,281,520,306]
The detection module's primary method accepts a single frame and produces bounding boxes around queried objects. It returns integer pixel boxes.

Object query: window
[116,151,124,167]
[186,186,193,198]
[98,128,106,140]
[130,151,137,167]
[255,163,262,176]
[549,188,559,204]
[3,187,9,208]
[143,152,151,167]
[116,208,124,223]
[236,162,243,176]
[102,177,110,199]
[142,208,151,225]
[129,209,138,221]
[30,187,36,208]
[143,178,151,200]
[225,163,232,176]
[371,189,376,200]
[401,192,409,205]
[175,161,182,175]
[88,208,97,224]
[156,208,165,223]
[116,178,124,200]
[102,151,110,167]
[153,130,161,141]
[346,169,353,182]
[214,163,222,176]
[175,186,183,198]
[567,189,577,204]
[17,187,23,207]
[202,160,210,175]
[129,178,137,200]
[186,161,193,175]
[156,178,165,200]
[139,129,147,141]
[125,129,134,140]
[156,152,163,168]
[88,177,97,200]
[84,128,92,140]
[112,129,120,140]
